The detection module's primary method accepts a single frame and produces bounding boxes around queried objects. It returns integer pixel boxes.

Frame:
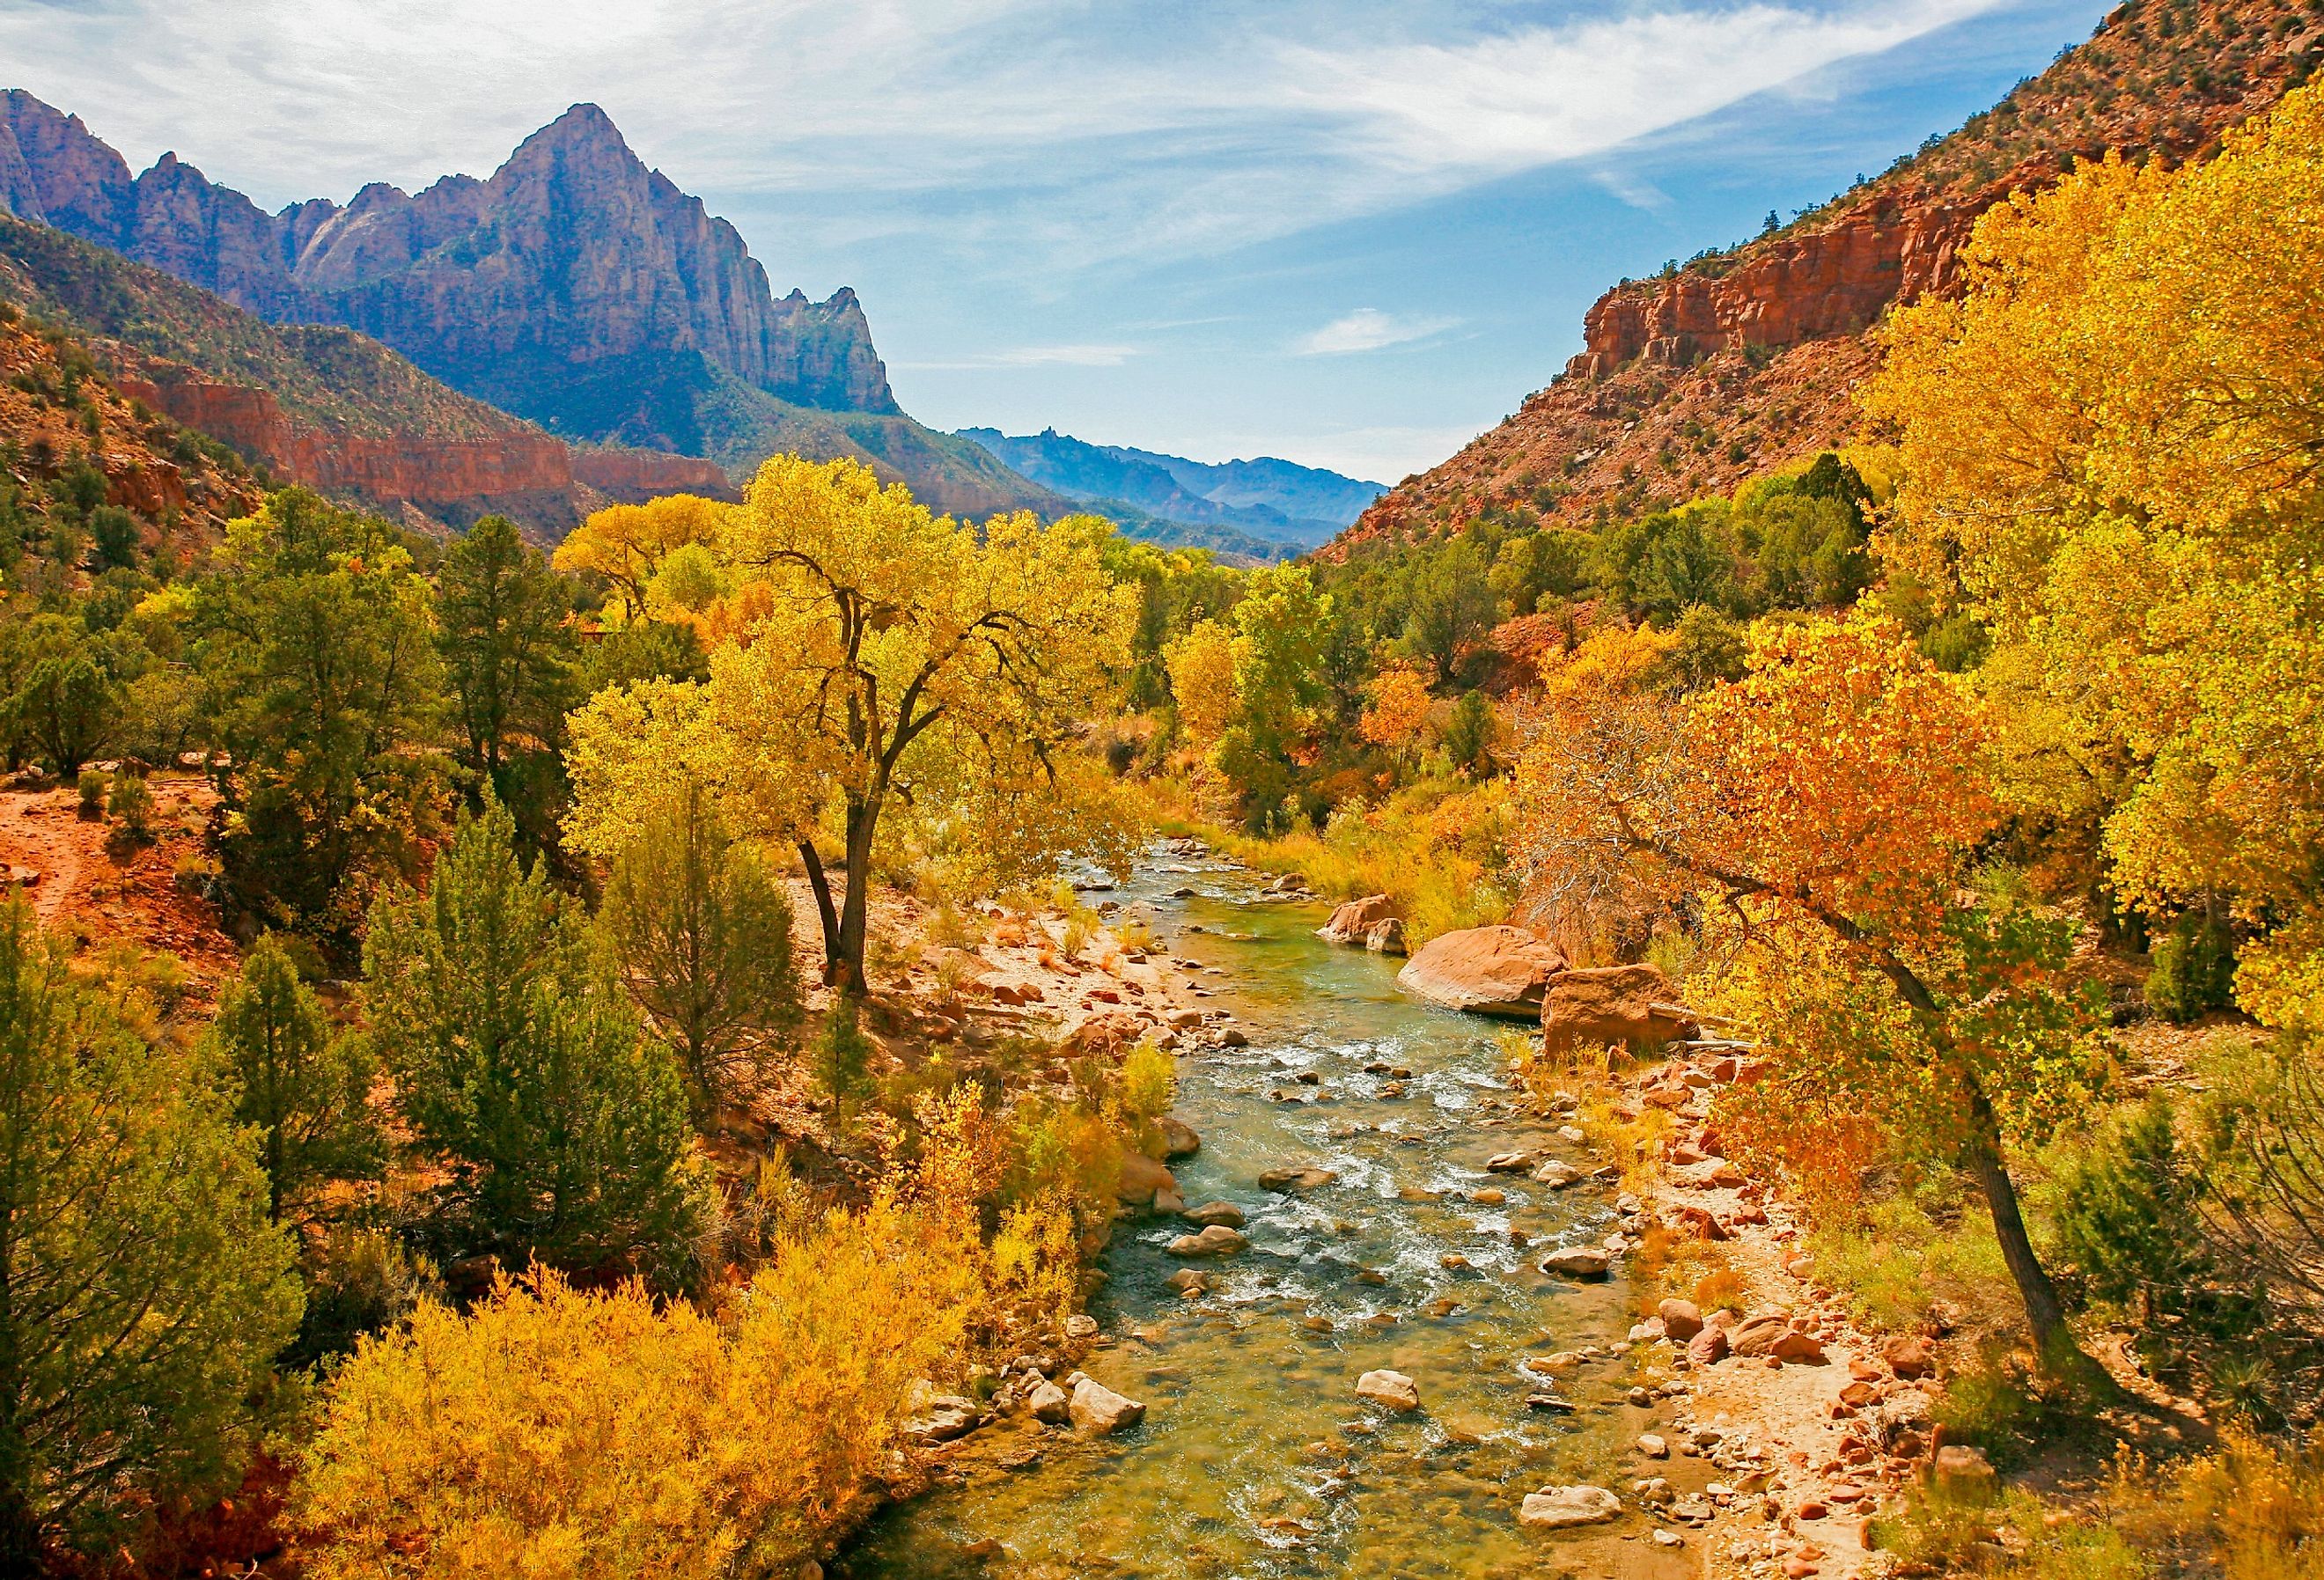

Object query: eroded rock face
[1395,925,1567,1018]
[1540,964,1700,1056]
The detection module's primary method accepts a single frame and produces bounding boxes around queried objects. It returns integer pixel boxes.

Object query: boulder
[1518,1486,1622,1530]
[1158,1115,1202,1158]
[1539,963,1700,1056]
[1356,1370,1421,1411]
[1395,925,1568,1018]
[1727,1312,1793,1358]
[1068,1376,1147,1435]
[1539,1248,1612,1280]
[1636,1433,1670,1459]
[1259,1165,1338,1192]
[1884,1335,1934,1379]
[1531,1160,1584,1188]
[1181,1201,1247,1228]
[1166,1224,1248,1257]
[1364,918,1408,955]
[1165,1268,1215,1296]
[1686,1326,1731,1366]
[1656,1298,1705,1341]
[1066,1010,1148,1055]
[1027,1378,1070,1423]
[1484,1150,1541,1173]
[1319,894,1398,944]
[913,1395,982,1442]
[1117,1150,1178,1207]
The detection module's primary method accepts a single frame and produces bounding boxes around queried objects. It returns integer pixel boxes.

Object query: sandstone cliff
[1339,0,2323,553]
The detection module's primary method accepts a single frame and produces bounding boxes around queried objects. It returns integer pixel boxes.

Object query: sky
[0,0,2114,482]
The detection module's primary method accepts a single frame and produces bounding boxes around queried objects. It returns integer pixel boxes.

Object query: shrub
[813,1001,875,1132]
[2146,910,2237,1022]
[296,1204,981,1580]
[104,769,153,843]
[76,766,106,816]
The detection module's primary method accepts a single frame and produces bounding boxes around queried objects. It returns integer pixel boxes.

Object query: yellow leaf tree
[1866,82,2324,1027]
[567,457,1136,991]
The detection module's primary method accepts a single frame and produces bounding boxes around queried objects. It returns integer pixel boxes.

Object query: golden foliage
[554,494,736,622]
[296,1191,982,1580]
[1357,665,1433,755]
[1868,83,2324,1027]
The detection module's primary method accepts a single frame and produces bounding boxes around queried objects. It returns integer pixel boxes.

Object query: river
[838,849,1684,1580]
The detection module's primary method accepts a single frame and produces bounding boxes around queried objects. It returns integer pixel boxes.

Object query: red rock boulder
[1395,925,1567,1018]
[1318,894,1398,945]
[1539,963,1700,1056]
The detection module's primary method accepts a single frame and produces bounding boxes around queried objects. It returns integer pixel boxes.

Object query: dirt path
[1603,1045,1936,1580]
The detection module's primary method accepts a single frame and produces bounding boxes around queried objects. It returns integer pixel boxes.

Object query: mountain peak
[526,101,632,158]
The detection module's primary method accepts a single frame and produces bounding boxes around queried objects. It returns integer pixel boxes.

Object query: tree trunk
[832,800,876,998]
[798,841,841,986]
[1963,1084,2082,1371]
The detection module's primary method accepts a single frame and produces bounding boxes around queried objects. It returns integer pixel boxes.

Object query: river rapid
[839,849,1680,1580]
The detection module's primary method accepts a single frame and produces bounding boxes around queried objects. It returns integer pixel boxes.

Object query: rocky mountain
[0,210,725,535]
[1337,0,2322,554]
[960,427,1381,552]
[0,93,1056,518]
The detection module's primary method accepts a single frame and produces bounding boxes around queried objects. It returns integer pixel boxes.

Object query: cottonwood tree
[568,456,1136,992]
[1865,87,2324,1027]
[0,901,302,1570]
[551,494,733,621]
[1518,614,2107,1366]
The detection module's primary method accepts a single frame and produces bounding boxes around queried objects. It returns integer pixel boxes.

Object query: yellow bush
[296,1195,980,1579]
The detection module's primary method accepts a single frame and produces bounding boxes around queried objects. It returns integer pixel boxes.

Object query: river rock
[1539,1247,1612,1280]
[1259,1165,1338,1192]
[1152,1186,1186,1215]
[1027,1378,1070,1423]
[1539,963,1701,1056]
[1117,1150,1178,1206]
[1364,918,1408,955]
[1531,1160,1584,1188]
[913,1395,982,1442]
[1485,1150,1541,1173]
[1519,1485,1621,1529]
[1319,893,1398,944]
[1165,1268,1215,1296]
[1158,1115,1202,1158]
[1395,925,1568,1018]
[1069,1376,1147,1435]
[1356,1370,1421,1411]
[1636,1433,1669,1458]
[1656,1298,1705,1341]
[1182,1200,1246,1228]
[1167,1224,1248,1257]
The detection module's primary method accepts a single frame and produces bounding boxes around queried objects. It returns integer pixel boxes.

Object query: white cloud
[1294,309,1459,356]
[0,0,2011,268]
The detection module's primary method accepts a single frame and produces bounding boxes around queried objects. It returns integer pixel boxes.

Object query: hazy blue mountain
[959,427,1382,551]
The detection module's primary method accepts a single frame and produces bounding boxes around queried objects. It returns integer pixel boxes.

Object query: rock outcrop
[1539,964,1699,1056]
[1395,925,1567,1018]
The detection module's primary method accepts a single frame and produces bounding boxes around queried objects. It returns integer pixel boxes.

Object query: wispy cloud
[1294,309,1458,356]
[0,0,2011,270]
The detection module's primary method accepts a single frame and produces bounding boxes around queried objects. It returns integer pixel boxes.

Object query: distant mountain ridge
[959,427,1382,553]
[0,92,1058,519]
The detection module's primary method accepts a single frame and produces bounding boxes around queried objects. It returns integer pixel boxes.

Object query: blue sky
[1,0,2112,480]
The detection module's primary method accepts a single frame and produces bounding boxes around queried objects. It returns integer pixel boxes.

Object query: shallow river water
[838,852,1669,1580]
